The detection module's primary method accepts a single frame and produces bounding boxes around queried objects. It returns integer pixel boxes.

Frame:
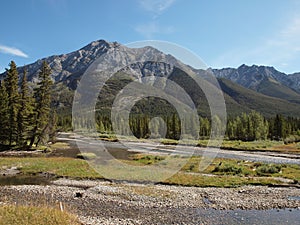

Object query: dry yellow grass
[0,204,80,225]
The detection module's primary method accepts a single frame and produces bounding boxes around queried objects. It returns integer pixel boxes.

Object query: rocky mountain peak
[213,63,299,93]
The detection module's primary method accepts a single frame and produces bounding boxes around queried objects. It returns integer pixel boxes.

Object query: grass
[219,140,283,151]
[0,205,80,225]
[0,157,102,179]
[274,164,300,182]
[163,173,283,187]
[128,154,300,186]
[0,153,299,187]
[160,138,300,153]
[76,152,97,160]
[131,154,166,165]
[50,142,70,150]
[212,162,243,175]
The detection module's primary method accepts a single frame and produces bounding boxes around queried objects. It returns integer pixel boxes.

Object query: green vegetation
[5,61,20,146]
[0,157,102,179]
[164,173,283,187]
[93,111,300,143]
[129,154,300,186]
[0,61,56,150]
[0,155,299,187]
[132,154,165,165]
[218,78,300,117]
[1,62,299,151]
[256,164,282,175]
[212,162,243,175]
[158,139,300,153]
[0,205,80,225]
[29,61,54,147]
[76,152,97,160]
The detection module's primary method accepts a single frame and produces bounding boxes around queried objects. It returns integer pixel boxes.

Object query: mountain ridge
[0,39,299,117]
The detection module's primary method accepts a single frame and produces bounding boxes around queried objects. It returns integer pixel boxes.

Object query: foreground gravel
[0,179,300,224]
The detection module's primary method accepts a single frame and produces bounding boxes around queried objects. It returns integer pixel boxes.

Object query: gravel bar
[0,178,300,224]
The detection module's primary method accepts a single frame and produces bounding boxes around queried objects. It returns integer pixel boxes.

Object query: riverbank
[0,178,299,224]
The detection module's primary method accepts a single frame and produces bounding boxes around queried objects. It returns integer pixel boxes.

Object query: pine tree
[48,109,58,143]
[30,61,53,147]
[0,80,9,144]
[17,68,34,147]
[5,61,20,146]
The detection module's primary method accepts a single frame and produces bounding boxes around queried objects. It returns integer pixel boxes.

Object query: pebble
[0,179,299,224]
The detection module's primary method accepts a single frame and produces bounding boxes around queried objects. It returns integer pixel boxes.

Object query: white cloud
[139,0,175,14]
[0,45,28,58]
[135,0,176,39]
[135,22,174,39]
[213,16,300,72]
[281,17,300,38]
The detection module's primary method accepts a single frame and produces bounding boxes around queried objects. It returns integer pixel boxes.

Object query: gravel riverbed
[0,178,300,224]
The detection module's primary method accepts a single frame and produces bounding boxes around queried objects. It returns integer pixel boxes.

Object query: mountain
[212,64,300,103]
[287,72,300,93]
[217,78,300,117]
[1,40,299,118]
[13,40,115,89]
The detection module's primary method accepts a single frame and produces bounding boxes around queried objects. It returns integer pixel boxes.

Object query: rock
[75,192,83,198]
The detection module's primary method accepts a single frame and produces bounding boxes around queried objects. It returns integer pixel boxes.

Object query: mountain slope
[287,72,300,93]
[1,40,116,89]
[213,64,300,99]
[218,78,300,117]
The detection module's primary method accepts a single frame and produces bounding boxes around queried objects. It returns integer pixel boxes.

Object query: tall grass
[0,205,80,225]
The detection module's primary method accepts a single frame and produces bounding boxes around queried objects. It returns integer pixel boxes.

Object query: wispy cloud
[135,0,176,38]
[213,16,300,72]
[135,22,174,38]
[0,45,28,58]
[139,0,176,15]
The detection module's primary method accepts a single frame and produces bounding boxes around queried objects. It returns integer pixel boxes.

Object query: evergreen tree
[17,68,34,146]
[5,61,20,146]
[270,114,287,140]
[48,109,58,143]
[30,61,53,147]
[0,80,9,144]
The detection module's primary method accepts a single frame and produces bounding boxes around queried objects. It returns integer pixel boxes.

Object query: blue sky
[1,0,300,73]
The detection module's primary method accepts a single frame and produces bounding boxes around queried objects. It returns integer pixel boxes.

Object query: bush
[284,135,300,144]
[133,155,165,165]
[212,163,242,175]
[256,164,281,175]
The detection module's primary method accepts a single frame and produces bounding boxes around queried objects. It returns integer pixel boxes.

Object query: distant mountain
[1,40,299,118]
[287,72,300,93]
[212,65,300,103]
[217,78,300,117]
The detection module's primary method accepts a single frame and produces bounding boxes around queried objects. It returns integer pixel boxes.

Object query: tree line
[0,61,56,149]
[2,60,299,147]
[87,111,300,142]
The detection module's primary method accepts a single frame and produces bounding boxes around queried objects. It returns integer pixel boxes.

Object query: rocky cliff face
[212,64,300,93]
[1,39,183,90]
[287,72,300,92]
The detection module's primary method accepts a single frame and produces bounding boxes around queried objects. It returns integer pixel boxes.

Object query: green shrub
[284,135,300,144]
[256,164,281,175]
[133,155,165,165]
[212,163,242,175]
